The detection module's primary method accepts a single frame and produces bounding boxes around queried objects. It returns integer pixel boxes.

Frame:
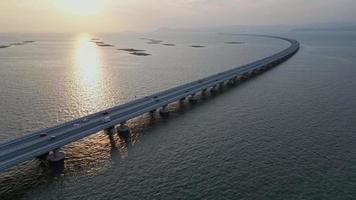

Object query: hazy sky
[0,0,355,32]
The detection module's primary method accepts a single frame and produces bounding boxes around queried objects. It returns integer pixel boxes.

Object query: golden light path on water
[72,34,107,110]
[75,35,102,90]
[66,35,128,175]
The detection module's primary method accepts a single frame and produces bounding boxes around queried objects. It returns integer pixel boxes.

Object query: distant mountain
[155,22,356,34]
[292,22,356,31]
[155,25,293,34]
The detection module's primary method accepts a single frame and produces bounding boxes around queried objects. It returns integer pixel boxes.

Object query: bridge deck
[0,35,300,171]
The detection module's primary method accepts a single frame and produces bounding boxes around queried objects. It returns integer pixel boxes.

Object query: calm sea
[0,31,356,199]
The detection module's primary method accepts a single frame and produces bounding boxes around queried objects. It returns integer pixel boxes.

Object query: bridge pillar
[201,89,208,97]
[48,148,65,163]
[211,85,220,94]
[227,79,235,86]
[117,122,130,135]
[188,94,198,103]
[241,74,249,80]
[159,106,169,117]
[219,82,225,88]
[37,152,49,160]
[105,126,115,135]
[233,76,240,84]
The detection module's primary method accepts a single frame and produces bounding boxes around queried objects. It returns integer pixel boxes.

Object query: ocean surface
[0,31,355,199]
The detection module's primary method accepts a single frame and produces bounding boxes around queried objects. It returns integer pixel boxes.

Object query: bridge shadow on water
[0,158,65,200]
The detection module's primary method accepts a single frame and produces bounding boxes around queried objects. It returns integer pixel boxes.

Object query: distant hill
[291,22,356,32]
[292,25,356,32]
[155,22,356,34]
[155,25,292,34]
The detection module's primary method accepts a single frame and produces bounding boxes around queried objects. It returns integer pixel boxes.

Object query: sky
[0,0,355,32]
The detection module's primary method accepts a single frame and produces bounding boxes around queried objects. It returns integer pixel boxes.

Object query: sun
[58,0,104,15]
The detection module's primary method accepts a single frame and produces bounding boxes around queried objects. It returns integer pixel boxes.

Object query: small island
[130,52,151,56]
[224,42,245,44]
[163,43,176,46]
[118,48,146,52]
[190,45,206,48]
[0,45,10,48]
[11,42,25,46]
[97,44,114,47]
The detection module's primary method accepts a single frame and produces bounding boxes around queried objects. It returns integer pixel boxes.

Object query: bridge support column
[211,85,219,94]
[159,106,169,117]
[201,89,208,97]
[241,74,248,81]
[227,79,235,86]
[219,82,225,88]
[48,148,65,163]
[254,69,262,75]
[188,94,198,103]
[105,126,115,135]
[235,76,242,84]
[117,122,130,135]
[37,152,49,160]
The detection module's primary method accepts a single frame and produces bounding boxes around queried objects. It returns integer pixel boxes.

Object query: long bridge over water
[0,35,300,171]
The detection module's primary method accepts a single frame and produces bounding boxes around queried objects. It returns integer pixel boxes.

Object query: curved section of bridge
[0,35,300,171]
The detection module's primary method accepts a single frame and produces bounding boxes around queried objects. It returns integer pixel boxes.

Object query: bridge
[0,35,300,171]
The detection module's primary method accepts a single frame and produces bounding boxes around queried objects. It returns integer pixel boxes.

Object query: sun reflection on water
[72,34,106,109]
[75,35,102,88]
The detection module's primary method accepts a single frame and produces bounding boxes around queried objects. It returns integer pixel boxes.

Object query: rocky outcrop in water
[224,42,245,44]
[118,48,146,52]
[130,52,151,56]
[162,43,176,46]
[190,45,206,48]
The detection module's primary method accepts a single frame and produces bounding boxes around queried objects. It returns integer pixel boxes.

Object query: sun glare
[74,34,102,86]
[59,0,103,15]
[72,34,106,112]
[73,34,104,99]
